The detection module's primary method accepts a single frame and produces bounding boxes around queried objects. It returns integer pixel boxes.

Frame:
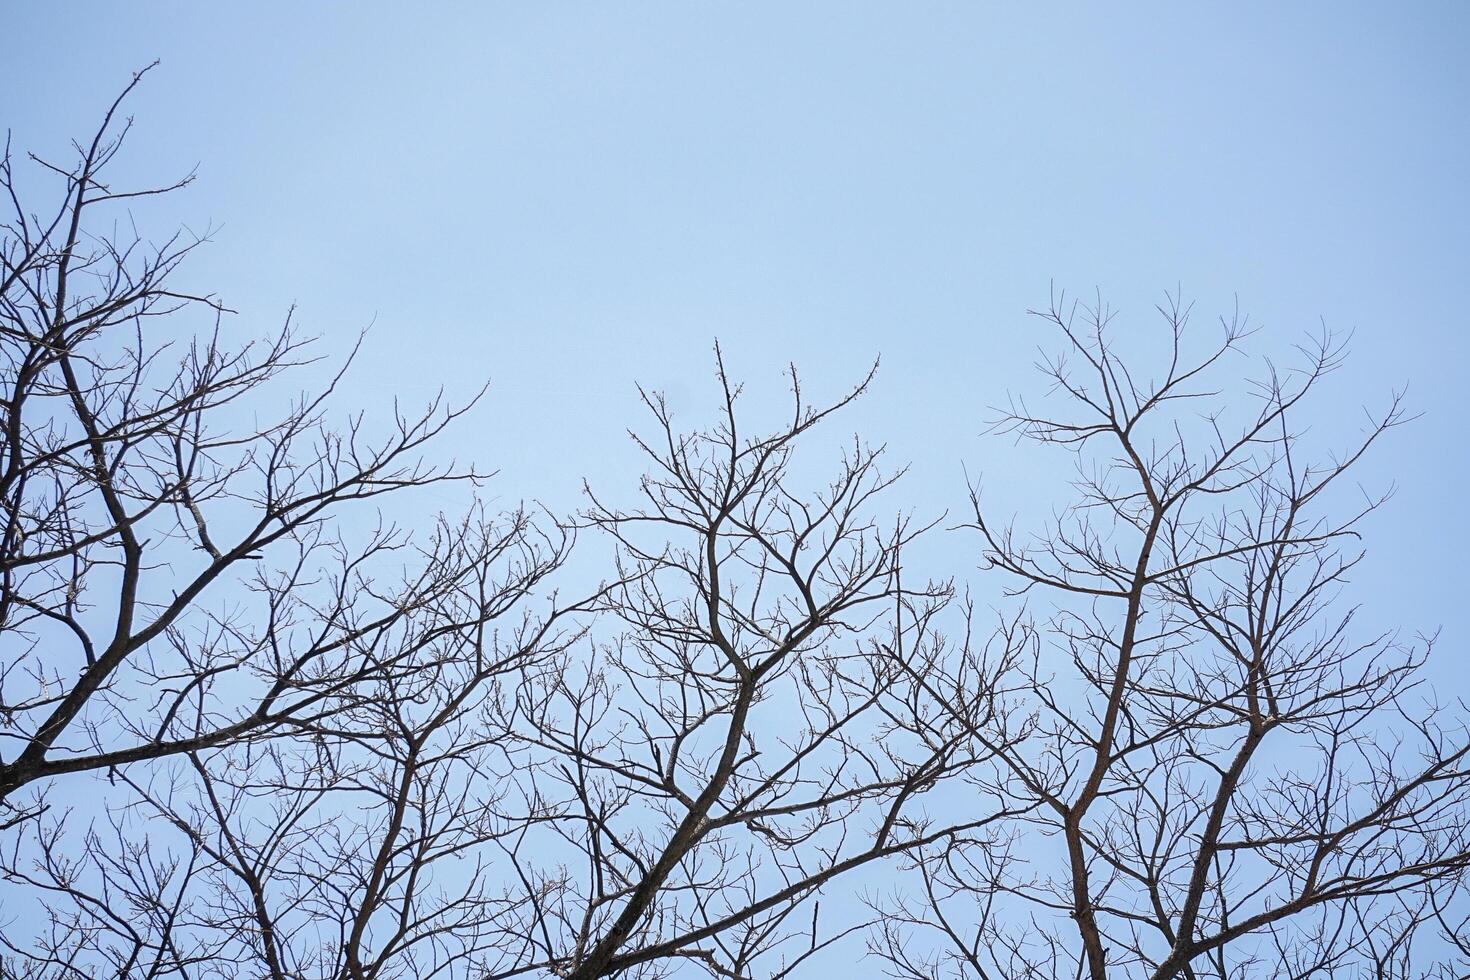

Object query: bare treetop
[3,72,1468,980]
[877,292,1470,980]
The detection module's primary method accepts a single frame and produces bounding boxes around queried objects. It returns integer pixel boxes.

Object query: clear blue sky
[5,2,1467,662]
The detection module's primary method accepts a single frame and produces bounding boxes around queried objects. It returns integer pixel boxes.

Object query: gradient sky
[6,4,1468,682]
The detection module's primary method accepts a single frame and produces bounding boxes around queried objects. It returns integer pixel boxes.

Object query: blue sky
[6,2,1467,661]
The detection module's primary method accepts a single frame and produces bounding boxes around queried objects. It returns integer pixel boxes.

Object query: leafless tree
[482,351,1023,979]
[874,293,1470,979]
[7,69,1468,980]
[0,66,576,976]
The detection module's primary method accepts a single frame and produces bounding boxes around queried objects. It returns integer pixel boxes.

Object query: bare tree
[0,67,580,974]
[876,293,1470,979]
[7,70,1468,980]
[491,352,1021,979]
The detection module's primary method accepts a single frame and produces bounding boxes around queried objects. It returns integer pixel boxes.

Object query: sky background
[5,4,1468,689]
